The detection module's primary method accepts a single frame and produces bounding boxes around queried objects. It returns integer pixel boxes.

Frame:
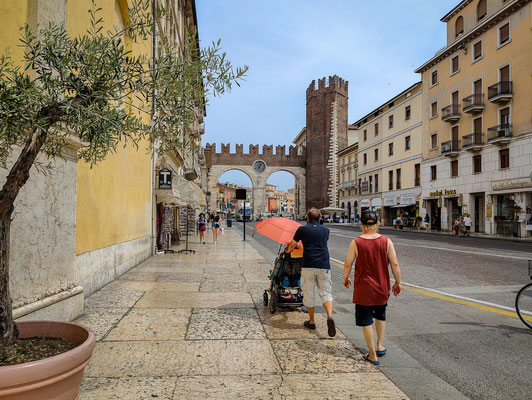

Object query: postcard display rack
[178,206,197,236]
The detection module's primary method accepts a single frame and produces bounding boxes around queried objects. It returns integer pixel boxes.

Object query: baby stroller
[263,249,304,314]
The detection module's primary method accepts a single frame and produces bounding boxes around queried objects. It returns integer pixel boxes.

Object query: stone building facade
[304,76,349,210]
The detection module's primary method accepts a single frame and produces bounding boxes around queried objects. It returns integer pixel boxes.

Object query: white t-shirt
[463,216,472,227]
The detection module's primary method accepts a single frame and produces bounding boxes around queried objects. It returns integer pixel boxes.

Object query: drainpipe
[150,0,157,255]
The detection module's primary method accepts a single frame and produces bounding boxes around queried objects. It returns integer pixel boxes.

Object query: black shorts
[355,304,387,327]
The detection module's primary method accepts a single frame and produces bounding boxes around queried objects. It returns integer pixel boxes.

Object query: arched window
[455,16,464,37]
[477,0,487,21]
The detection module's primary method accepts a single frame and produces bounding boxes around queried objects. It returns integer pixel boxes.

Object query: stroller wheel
[263,291,269,306]
[269,291,277,314]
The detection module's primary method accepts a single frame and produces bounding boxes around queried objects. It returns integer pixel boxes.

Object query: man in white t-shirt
[463,215,472,236]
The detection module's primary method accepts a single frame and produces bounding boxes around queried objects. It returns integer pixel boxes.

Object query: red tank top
[353,235,391,306]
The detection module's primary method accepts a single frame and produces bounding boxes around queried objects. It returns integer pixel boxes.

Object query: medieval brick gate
[203,143,306,218]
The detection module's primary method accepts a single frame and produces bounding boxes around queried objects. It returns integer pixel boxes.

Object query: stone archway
[204,143,306,219]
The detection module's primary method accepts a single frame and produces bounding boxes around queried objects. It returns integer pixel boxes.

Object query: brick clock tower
[305,75,348,210]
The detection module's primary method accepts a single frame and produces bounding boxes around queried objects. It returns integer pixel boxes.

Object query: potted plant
[0,1,246,398]
[510,205,522,213]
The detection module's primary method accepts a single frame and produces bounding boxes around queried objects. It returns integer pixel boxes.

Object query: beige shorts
[301,268,333,308]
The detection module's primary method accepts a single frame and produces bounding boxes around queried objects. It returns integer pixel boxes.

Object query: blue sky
[196,0,458,191]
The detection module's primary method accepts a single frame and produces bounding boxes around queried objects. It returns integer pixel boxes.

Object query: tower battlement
[204,143,305,168]
[306,75,348,101]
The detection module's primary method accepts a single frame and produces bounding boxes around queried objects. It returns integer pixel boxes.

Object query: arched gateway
[203,143,306,218]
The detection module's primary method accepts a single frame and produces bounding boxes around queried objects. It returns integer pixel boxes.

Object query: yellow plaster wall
[422,3,532,160]
[68,0,152,254]
[0,1,30,64]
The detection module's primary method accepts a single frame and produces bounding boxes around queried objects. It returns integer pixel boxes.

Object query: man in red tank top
[343,211,402,366]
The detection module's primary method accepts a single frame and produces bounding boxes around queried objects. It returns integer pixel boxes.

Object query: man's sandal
[376,347,387,356]
[363,354,380,366]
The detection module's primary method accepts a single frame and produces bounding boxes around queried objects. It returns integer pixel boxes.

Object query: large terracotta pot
[0,321,95,400]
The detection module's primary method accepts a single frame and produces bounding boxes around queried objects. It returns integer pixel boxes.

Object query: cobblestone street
[76,229,407,399]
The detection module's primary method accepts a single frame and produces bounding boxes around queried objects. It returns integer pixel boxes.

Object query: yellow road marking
[330,259,532,322]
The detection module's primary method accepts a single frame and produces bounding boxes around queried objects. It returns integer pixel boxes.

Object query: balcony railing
[488,81,513,103]
[462,133,484,150]
[441,139,461,156]
[487,124,512,144]
[441,104,461,122]
[462,94,485,113]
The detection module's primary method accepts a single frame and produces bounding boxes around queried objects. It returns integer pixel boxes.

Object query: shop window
[389,170,393,190]
[498,22,510,46]
[405,135,411,150]
[396,168,401,189]
[389,142,394,156]
[389,115,394,129]
[451,55,460,75]
[473,40,482,61]
[374,148,379,161]
[430,133,438,150]
[451,160,458,177]
[500,148,509,169]
[431,165,437,181]
[405,105,411,120]
[431,70,438,86]
[473,155,482,173]
[477,0,487,21]
[430,101,438,118]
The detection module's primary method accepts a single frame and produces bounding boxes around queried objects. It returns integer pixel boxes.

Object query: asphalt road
[232,221,532,400]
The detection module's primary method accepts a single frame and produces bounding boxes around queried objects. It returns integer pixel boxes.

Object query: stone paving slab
[84,289,144,308]
[135,291,255,309]
[186,308,265,340]
[85,340,280,377]
[101,280,200,292]
[105,308,191,341]
[271,339,372,374]
[75,307,128,341]
[80,376,177,400]
[257,307,347,340]
[118,271,161,282]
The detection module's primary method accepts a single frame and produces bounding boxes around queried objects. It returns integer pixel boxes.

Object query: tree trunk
[0,116,53,353]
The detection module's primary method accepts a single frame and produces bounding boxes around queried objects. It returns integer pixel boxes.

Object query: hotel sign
[158,168,172,189]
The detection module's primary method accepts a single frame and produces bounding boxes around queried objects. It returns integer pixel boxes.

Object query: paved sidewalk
[77,230,407,399]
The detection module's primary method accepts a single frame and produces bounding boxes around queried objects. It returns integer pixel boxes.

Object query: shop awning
[319,206,346,215]
[156,175,207,208]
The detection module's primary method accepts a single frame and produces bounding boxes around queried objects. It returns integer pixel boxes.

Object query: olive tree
[0,1,247,353]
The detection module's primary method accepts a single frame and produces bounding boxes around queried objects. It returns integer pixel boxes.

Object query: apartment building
[337,127,359,221]
[353,83,423,225]
[415,0,532,237]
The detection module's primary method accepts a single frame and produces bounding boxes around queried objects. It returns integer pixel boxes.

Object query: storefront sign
[361,199,370,208]
[159,168,172,189]
[400,193,417,206]
[383,196,396,207]
[491,176,532,191]
[371,198,382,207]
[486,203,492,218]
[429,189,456,197]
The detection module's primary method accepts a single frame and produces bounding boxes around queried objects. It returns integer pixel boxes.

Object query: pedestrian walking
[285,208,336,337]
[453,216,461,236]
[463,214,472,236]
[198,213,207,244]
[435,213,441,232]
[211,210,220,244]
[343,210,402,366]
